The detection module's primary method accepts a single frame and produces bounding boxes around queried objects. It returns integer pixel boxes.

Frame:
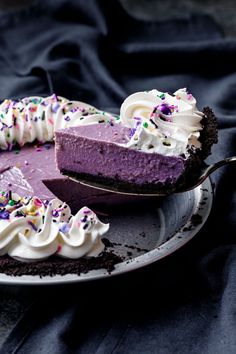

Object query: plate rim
[0,178,213,286]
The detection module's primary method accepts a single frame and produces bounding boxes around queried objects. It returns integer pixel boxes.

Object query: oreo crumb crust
[0,251,122,277]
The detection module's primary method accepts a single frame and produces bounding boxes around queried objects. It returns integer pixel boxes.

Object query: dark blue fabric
[0,1,236,353]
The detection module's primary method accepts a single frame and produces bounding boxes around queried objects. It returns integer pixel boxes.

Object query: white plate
[0,178,213,286]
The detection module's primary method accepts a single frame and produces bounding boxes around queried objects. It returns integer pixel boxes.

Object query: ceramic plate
[0,178,213,285]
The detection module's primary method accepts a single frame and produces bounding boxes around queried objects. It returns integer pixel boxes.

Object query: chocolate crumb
[102,237,114,248]
[0,252,122,277]
[191,214,203,226]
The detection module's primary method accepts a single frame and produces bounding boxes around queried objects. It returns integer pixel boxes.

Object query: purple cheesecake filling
[0,144,59,199]
[55,123,186,185]
[0,142,153,212]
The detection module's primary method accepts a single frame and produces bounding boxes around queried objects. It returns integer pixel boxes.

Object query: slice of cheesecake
[55,89,218,194]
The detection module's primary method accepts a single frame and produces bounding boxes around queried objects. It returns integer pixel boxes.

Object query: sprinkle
[24,160,29,165]
[150,119,158,129]
[130,128,136,138]
[28,221,38,231]
[143,122,148,128]
[51,102,60,113]
[8,183,12,187]
[29,106,37,113]
[31,98,39,104]
[8,199,15,206]
[52,93,58,101]
[80,216,87,223]
[83,223,89,230]
[52,210,59,217]
[83,209,91,214]
[159,93,165,99]
[44,144,51,150]
[48,118,54,125]
[155,103,172,116]
[34,198,42,207]
[14,150,20,154]
[187,93,193,100]
[57,244,62,253]
[59,223,70,233]
[0,210,9,219]
[64,116,70,122]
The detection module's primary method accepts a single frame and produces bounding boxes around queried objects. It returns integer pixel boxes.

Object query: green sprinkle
[14,150,20,154]
[113,114,120,120]
[143,122,148,128]
[8,200,15,206]
[0,114,4,119]
[7,133,10,138]
[159,93,165,99]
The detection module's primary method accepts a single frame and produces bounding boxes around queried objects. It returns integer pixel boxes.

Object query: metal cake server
[64,156,236,197]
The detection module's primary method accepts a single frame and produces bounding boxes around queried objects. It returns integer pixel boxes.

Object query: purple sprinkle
[0,210,9,220]
[80,216,87,223]
[64,116,70,121]
[44,144,51,150]
[83,209,91,214]
[27,221,38,231]
[155,103,172,116]
[51,102,60,113]
[70,108,78,113]
[59,222,70,234]
[133,117,141,120]
[52,210,59,217]
[43,200,50,206]
[130,128,136,138]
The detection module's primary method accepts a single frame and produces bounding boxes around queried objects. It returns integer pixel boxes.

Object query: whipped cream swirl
[0,192,109,261]
[0,94,112,150]
[120,88,204,156]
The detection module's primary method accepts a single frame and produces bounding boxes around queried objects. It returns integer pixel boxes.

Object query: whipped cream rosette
[0,94,112,150]
[120,88,204,156]
[0,191,109,262]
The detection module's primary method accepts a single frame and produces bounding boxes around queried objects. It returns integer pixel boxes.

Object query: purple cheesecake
[55,89,218,194]
[55,110,218,194]
[55,123,188,192]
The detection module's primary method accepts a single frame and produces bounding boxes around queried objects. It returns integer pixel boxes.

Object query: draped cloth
[0,1,236,353]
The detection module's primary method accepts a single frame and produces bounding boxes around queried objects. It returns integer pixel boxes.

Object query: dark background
[0,0,235,351]
[1,0,236,36]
